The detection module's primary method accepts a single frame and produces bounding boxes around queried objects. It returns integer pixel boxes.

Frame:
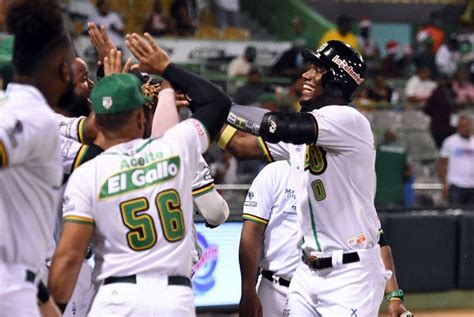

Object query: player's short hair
[6,0,70,75]
[95,110,140,132]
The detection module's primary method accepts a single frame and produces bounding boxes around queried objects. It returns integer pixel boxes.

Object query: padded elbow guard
[259,112,318,144]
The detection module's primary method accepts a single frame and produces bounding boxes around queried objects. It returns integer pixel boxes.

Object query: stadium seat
[401,109,430,130]
[221,27,250,40]
[195,26,221,39]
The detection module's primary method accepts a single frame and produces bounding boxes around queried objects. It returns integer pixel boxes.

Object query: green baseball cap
[0,36,14,89]
[91,73,151,114]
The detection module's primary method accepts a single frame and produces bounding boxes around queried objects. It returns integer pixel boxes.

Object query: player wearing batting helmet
[219,40,410,316]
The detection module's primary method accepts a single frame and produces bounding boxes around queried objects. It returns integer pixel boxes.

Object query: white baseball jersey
[0,84,62,270]
[257,106,381,253]
[63,118,209,282]
[243,160,300,279]
[440,133,474,188]
[54,113,88,144]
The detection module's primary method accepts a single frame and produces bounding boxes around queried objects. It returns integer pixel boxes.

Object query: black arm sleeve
[259,112,318,144]
[37,280,50,304]
[162,63,232,141]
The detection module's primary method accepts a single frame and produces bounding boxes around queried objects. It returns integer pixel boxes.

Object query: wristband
[217,125,237,150]
[386,289,405,302]
[56,302,68,313]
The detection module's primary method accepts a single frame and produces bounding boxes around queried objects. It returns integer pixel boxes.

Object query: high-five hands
[103,49,132,76]
[125,33,171,75]
[88,22,115,65]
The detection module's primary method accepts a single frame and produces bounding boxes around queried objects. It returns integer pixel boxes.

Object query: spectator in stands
[357,18,380,74]
[319,15,358,50]
[417,11,445,54]
[435,33,461,77]
[234,66,266,105]
[227,45,256,77]
[215,0,240,29]
[291,16,313,49]
[170,0,196,36]
[88,0,124,48]
[382,40,402,78]
[424,75,456,148]
[439,115,474,207]
[271,38,305,79]
[405,64,437,106]
[368,71,393,104]
[452,66,474,108]
[375,129,413,208]
[397,44,417,78]
[143,0,171,36]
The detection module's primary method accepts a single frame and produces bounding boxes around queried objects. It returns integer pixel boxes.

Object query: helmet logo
[331,55,364,85]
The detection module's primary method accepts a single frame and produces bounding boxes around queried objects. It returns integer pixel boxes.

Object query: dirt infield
[380,309,474,317]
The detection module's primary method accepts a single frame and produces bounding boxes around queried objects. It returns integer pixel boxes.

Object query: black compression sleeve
[162,64,231,140]
[259,112,318,144]
[378,229,389,247]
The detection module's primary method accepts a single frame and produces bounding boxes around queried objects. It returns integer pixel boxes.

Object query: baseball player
[219,40,408,316]
[48,34,231,316]
[0,1,76,316]
[239,160,300,317]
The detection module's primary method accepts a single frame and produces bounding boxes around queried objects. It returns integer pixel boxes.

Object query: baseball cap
[91,73,151,114]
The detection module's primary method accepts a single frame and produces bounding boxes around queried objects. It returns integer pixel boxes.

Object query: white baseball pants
[257,274,290,317]
[284,245,391,317]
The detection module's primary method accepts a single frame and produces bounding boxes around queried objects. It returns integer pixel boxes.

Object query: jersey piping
[192,183,215,198]
[256,136,274,162]
[242,213,268,225]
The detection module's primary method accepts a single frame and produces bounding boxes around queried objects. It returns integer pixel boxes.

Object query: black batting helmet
[302,40,366,102]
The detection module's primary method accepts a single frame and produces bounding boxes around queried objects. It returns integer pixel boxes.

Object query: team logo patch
[102,96,113,109]
[192,232,218,294]
[247,191,254,200]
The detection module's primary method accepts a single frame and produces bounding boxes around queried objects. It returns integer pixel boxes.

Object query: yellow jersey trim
[192,183,215,198]
[77,118,87,144]
[242,213,268,225]
[72,145,89,171]
[0,140,8,167]
[256,137,274,162]
[64,215,95,225]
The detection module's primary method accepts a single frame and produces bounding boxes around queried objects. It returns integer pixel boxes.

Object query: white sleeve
[242,163,276,225]
[60,137,84,176]
[312,106,372,152]
[54,113,87,143]
[192,155,215,197]
[0,112,56,167]
[62,166,95,225]
[193,189,229,226]
[440,138,451,158]
[404,77,416,97]
[256,136,290,162]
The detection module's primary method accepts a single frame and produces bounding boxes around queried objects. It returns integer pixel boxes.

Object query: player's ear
[136,107,145,131]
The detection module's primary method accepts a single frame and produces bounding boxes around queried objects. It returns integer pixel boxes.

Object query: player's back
[67,135,198,282]
[0,84,62,270]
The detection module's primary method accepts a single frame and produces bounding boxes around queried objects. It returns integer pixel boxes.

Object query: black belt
[26,270,36,284]
[103,275,192,288]
[261,270,291,287]
[302,252,360,270]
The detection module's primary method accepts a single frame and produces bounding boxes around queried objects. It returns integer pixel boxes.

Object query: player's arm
[379,230,410,317]
[217,124,264,160]
[438,156,449,200]
[48,221,93,311]
[239,220,265,317]
[48,169,95,311]
[226,104,318,145]
[194,188,229,227]
[37,281,61,317]
[126,33,231,141]
[151,81,181,138]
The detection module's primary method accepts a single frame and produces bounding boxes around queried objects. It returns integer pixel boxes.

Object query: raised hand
[125,33,170,75]
[88,22,115,64]
[103,49,132,76]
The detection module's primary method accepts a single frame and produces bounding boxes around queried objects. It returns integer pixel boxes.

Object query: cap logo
[317,42,328,53]
[331,55,364,85]
[102,96,113,109]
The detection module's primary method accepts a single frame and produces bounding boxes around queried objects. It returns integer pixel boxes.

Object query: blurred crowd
[1,1,473,210]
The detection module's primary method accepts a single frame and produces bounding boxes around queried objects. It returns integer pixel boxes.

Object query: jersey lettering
[99,156,180,199]
[305,145,328,175]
